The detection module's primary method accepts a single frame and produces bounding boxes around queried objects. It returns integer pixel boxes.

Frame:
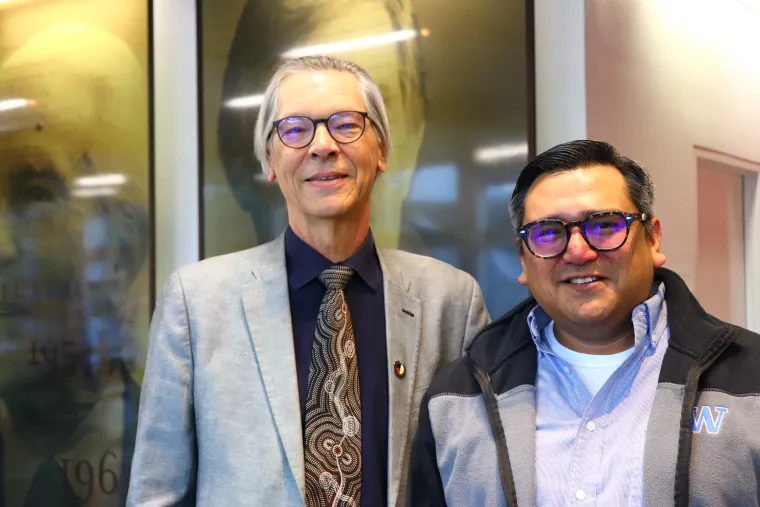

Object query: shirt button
[586,421,596,431]
[576,489,586,501]
[563,366,571,374]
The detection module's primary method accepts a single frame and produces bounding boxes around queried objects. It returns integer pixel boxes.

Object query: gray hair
[509,140,656,237]
[253,55,392,175]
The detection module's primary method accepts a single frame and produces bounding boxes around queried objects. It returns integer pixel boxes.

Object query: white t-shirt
[544,321,634,397]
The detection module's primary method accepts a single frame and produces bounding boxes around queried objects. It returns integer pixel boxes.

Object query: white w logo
[692,406,728,434]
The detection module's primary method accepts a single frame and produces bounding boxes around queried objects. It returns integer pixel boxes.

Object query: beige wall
[585,0,760,287]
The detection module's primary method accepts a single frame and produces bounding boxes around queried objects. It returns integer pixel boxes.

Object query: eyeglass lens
[277,111,365,148]
[526,213,629,257]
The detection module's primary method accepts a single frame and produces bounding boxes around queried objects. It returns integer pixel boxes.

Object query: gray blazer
[127,234,490,506]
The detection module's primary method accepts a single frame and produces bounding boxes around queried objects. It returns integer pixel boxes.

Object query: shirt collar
[284,226,382,292]
[632,281,667,346]
[527,281,668,352]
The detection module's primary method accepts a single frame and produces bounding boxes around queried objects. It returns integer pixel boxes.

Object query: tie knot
[319,265,354,290]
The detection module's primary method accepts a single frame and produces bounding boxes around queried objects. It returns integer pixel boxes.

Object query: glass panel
[0,1,151,505]
[200,0,532,316]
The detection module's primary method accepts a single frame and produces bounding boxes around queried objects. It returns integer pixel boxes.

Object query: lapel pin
[394,361,406,379]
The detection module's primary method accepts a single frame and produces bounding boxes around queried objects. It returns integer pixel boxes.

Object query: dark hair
[509,140,655,235]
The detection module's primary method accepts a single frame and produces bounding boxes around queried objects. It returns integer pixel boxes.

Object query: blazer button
[394,361,406,379]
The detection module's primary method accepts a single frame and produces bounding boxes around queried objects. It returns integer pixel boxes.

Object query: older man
[408,140,760,506]
[128,55,490,507]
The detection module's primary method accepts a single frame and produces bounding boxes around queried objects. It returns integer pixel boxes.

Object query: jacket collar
[652,268,730,360]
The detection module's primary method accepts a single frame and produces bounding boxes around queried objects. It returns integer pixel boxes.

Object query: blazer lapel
[241,236,305,501]
[378,250,422,505]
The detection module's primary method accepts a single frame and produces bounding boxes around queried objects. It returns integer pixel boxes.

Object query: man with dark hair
[408,139,760,506]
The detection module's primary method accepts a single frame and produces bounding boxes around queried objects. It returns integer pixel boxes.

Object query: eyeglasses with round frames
[518,210,649,259]
[270,110,371,149]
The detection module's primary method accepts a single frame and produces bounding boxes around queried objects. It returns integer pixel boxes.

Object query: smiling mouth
[306,175,347,182]
[565,276,604,285]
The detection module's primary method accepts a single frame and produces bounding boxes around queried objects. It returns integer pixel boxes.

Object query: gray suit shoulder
[164,243,272,295]
[380,247,473,275]
[379,248,479,292]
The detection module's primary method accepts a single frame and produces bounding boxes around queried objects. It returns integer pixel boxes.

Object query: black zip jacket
[408,268,760,506]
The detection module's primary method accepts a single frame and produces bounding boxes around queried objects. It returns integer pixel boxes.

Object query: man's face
[518,165,666,337]
[267,70,386,227]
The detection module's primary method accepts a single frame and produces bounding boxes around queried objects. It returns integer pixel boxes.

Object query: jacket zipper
[465,355,519,507]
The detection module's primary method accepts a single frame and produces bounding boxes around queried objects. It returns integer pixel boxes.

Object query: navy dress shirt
[285,227,388,507]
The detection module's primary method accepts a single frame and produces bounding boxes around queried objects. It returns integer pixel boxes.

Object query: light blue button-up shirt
[529,283,669,506]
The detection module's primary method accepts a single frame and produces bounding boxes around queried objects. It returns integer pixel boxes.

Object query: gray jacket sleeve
[127,272,197,506]
[462,277,491,353]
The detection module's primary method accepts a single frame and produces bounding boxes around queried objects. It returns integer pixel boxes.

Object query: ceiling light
[224,94,265,109]
[473,143,530,164]
[282,30,418,59]
[0,98,33,113]
[75,173,127,187]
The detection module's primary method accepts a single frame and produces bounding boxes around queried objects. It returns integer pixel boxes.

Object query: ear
[517,247,529,285]
[648,217,667,268]
[264,145,276,182]
[376,146,387,175]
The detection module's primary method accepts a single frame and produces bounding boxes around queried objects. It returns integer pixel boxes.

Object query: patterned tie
[304,265,362,507]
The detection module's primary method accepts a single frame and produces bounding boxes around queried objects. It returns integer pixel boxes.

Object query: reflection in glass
[201,0,532,316]
[0,5,150,506]
[406,164,459,204]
